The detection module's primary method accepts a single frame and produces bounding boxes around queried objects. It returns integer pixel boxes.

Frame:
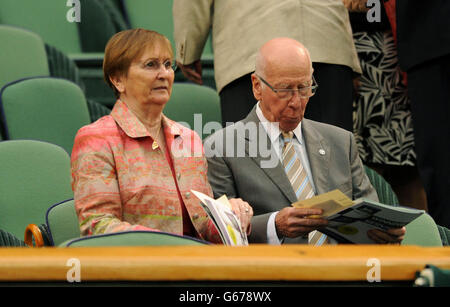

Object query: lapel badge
[319,149,326,156]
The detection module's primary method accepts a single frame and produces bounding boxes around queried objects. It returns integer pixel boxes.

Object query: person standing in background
[344,0,428,212]
[395,1,450,228]
[173,0,361,131]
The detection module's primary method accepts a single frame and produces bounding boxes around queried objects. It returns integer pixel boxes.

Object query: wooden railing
[0,245,449,283]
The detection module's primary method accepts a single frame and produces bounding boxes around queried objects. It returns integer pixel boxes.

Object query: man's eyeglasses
[256,74,318,100]
[145,59,177,72]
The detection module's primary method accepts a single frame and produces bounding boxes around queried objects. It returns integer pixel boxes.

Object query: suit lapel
[302,119,331,195]
[242,108,298,204]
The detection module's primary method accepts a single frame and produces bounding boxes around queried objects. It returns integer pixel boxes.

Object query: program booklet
[191,190,248,246]
[292,189,425,244]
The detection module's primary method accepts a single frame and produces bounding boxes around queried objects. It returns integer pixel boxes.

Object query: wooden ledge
[0,245,449,282]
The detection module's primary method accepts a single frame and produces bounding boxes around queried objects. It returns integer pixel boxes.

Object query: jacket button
[193,213,199,219]
[177,173,181,180]
[185,192,191,199]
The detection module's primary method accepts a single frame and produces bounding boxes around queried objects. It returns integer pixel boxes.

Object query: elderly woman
[71,29,252,243]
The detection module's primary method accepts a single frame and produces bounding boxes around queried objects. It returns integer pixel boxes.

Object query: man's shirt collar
[255,102,303,144]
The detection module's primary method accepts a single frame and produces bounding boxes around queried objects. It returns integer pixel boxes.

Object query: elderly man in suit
[204,38,406,245]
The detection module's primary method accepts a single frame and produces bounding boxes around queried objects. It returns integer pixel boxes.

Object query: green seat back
[0,229,27,247]
[437,225,450,246]
[165,83,222,139]
[415,264,450,287]
[122,0,213,57]
[60,231,208,247]
[0,0,82,54]
[0,140,73,239]
[402,213,443,247]
[46,199,81,246]
[0,25,49,90]
[78,0,128,52]
[0,77,91,155]
[363,165,399,206]
[363,165,443,246]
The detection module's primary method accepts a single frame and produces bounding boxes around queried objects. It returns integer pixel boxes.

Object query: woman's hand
[228,198,253,235]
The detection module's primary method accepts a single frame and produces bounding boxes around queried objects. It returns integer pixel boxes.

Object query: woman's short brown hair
[103,28,173,98]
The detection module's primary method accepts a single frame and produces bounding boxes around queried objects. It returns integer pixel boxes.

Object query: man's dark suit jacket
[204,107,378,244]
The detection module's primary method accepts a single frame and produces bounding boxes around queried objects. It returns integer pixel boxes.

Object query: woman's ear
[251,73,262,101]
[110,75,125,94]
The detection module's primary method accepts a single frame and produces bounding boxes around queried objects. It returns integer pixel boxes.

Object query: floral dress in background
[352,30,416,166]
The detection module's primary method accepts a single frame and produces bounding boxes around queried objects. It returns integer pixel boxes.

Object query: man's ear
[251,73,262,101]
[109,75,125,94]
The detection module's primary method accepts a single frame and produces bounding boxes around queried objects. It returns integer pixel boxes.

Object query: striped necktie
[281,131,328,246]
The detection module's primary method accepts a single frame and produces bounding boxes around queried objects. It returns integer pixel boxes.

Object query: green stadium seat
[72,0,128,108]
[0,77,91,154]
[0,25,110,128]
[45,199,81,247]
[0,0,82,54]
[402,213,443,247]
[44,44,112,119]
[164,83,222,139]
[0,228,27,247]
[0,140,73,240]
[27,195,208,248]
[415,264,450,287]
[27,200,209,247]
[0,1,123,108]
[78,0,129,52]
[363,165,444,246]
[0,25,49,90]
[0,0,126,53]
[60,230,209,247]
[363,165,399,206]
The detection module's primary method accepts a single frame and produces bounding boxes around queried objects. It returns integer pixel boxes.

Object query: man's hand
[229,198,253,235]
[367,227,406,244]
[342,0,369,12]
[177,60,203,85]
[275,207,328,238]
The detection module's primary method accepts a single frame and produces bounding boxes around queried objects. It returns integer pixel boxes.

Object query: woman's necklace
[152,122,162,150]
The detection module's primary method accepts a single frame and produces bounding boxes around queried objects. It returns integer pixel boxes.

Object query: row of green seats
[0,0,217,108]
[0,24,221,154]
[0,24,105,152]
